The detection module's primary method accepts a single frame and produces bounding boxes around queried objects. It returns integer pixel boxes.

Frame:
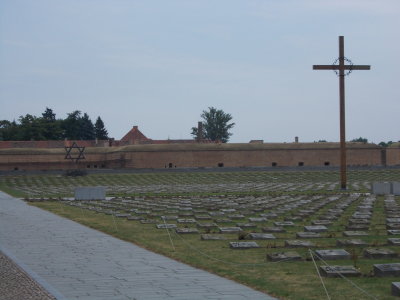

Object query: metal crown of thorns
[332,56,354,76]
[64,142,85,163]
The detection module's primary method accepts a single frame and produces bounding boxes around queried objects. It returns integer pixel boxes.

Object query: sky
[0,0,399,144]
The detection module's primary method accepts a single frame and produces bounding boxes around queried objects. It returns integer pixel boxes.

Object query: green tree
[80,113,95,140]
[94,116,109,139]
[191,107,235,143]
[62,110,82,140]
[379,141,394,147]
[42,107,56,122]
[0,120,19,141]
[40,107,63,140]
[351,137,368,143]
[18,114,45,140]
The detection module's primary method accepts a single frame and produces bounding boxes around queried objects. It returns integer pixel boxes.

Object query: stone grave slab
[200,234,227,241]
[236,223,257,229]
[209,211,225,216]
[374,263,400,277]
[214,218,232,223]
[127,216,143,221]
[372,182,392,195]
[156,224,177,229]
[312,220,333,226]
[392,282,400,296]
[387,224,400,230]
[296,232,322,238]
[285,240,316,248]
[387,218,400,223]
[221,208,236,213]
[363,248,397,259]
[349,218,370,224]
[162,215,178,220]
[229,241,260,249]
[320,266,361,277]
[267,251,302,262]
[262,227,285,233]
[274,221,295,227]
[229,214,245,219]
[115,213,130,218]
[177,218,196,223]
[393,182,400,196]
[322,215,339,221]
[75,186,106,200]
[388,230,400,235]
[304,225,328,232]
[247,233,276,240]
[284,216,302,221]
[261,213,278,218]
[175,228,199,234]
[140,219,158,224]
[336,239,368,247]
[315,249,351,260]
[343,231,368,237]
[248,217,267,222]
[346,224,369,231]
[388,238,400,246]
[219,227,242,234]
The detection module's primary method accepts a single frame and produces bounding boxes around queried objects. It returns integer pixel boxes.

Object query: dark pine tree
[80,113,95,140]
[94,116,109,139]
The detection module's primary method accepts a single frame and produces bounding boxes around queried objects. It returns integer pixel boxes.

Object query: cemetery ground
[2,168,400,299]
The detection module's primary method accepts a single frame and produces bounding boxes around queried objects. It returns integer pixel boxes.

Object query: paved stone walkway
[0,191,276,300]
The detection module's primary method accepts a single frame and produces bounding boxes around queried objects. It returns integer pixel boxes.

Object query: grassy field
[1,168,400,299]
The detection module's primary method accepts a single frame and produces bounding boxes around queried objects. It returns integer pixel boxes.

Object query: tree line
[0,108,109,141]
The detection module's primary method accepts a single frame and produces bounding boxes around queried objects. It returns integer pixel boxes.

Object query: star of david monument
[64,142,86,164]
[313,36,370,190]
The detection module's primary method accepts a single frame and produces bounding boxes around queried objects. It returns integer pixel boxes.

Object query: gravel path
[0,251,55,300]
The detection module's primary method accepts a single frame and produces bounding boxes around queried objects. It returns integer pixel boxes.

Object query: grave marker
[363,248,397,259]
[248,233,276,240]
[320,265,361,277]
[374,263,400,277]
[229,241,260,249]
[267,251,302,262]
[315,249,351,260]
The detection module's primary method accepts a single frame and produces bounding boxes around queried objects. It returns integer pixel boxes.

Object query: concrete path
[0,191,276,300]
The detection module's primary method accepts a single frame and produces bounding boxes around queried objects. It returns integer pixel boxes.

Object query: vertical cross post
[338,36,346,190]
[313,36,370,190]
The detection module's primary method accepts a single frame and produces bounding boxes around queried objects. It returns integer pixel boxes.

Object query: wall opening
[298,162,304,167]
[168,163,173,168]
[94,165,98,168]
[324,161,330,166]
[218,163,224,167]
[101,164,105,168]
[14,167,18,171]
[272,162,277,167]
[87,165,91,168]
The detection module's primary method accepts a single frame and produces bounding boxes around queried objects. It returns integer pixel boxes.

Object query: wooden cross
[313,36,370,190]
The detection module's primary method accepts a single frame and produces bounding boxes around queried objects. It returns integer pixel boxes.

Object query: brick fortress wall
[0,142,395,171]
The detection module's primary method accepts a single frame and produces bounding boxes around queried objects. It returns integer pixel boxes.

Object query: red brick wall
[0,143,388,171]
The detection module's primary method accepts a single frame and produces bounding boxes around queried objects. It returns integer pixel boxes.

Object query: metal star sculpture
[64,142,85,163]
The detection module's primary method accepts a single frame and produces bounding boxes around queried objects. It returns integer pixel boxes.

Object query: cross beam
[313,36,370,190]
